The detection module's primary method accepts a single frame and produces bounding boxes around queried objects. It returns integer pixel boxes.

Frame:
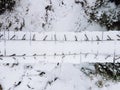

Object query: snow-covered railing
[0,31,120,63]
[0,31,120,41]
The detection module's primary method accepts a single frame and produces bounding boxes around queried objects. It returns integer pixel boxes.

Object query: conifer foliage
[0,0,16,15]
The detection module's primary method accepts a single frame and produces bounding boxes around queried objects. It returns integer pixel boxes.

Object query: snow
[0,0,120,90]
[0,63,120,90]
[0,62,120,90]
[0,0,107,32]
[0,31,120,89]
[0,31,120,63]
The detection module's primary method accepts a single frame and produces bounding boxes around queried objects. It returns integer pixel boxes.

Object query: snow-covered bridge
[0,31,120,63]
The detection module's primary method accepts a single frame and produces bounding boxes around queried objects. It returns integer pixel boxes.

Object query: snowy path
[0,31,120,63]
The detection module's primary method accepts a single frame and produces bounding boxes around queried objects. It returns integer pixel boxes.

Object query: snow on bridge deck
[0,31,120,63]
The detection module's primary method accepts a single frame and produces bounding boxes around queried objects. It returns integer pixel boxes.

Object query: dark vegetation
[81,63,120,88]
[75,0,120,30]
[0,0,16,15]
[0,84,2,90]
[110,0,120,5]
[94,63,120,80]
[0,0,26,31]
[81,63,120,81]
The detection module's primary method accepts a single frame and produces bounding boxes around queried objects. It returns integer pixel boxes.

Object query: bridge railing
[0,31,120,64]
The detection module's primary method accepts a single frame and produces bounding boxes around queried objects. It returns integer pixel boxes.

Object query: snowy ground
[0,0,120,90]
[0,63,120,90]
[0,0,107,32]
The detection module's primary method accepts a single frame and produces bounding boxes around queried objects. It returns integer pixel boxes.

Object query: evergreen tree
[0,0,16,15]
